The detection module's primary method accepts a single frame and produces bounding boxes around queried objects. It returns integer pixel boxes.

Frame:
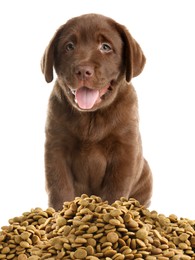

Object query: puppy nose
[75,65,94,79]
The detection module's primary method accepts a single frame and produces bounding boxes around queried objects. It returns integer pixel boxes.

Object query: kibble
[135,227,148,240]
[0,195,195,259]
[106,232,119,243]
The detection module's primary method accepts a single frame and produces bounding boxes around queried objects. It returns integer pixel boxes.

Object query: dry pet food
[0,194,195,259]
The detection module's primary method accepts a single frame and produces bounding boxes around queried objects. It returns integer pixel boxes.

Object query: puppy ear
[115,23,146,82]
[41,26,63,83]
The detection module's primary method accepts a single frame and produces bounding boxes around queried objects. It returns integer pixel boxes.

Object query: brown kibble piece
[136,228,148,240]
[74,248,87,259]
[18,254,28,260]
[107,231,119,243]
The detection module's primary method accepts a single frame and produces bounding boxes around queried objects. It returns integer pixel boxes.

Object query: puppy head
[41,14,145,111]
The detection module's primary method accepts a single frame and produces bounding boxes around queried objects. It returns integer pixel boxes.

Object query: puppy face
[42,14,146,111]
[55,15,124,111]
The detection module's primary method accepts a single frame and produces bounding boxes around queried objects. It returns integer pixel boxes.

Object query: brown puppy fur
[41,13,152,210]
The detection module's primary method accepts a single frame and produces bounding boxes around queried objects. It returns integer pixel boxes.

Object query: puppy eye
[65,42,75,52]
[100,43,112,53]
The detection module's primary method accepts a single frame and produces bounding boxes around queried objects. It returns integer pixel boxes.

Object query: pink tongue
[75,87,99,109]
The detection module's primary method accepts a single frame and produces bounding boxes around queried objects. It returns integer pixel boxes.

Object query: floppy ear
[41,26,64,83]
[115,23,146,82]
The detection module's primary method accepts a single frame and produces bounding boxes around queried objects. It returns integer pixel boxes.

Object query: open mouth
[69,83,112,110]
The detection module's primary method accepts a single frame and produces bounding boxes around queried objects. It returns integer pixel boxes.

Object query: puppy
[41,13,152,210]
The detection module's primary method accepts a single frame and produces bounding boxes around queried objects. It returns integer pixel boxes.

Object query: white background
[0,0,195,226]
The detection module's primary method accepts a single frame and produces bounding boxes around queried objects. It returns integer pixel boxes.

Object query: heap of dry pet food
[0,195,195,260]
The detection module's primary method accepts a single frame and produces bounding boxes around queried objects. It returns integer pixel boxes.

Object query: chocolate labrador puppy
[41,13,152,210]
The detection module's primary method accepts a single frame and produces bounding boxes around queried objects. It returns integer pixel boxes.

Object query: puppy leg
[130,159,153,207]
[100,147,152,207]
[45,148,75,210]
[100,154,136,204]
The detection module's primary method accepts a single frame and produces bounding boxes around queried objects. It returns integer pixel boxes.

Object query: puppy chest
[71,145,107,188]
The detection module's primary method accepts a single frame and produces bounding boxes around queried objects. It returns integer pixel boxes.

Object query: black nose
[75,65,94,79]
